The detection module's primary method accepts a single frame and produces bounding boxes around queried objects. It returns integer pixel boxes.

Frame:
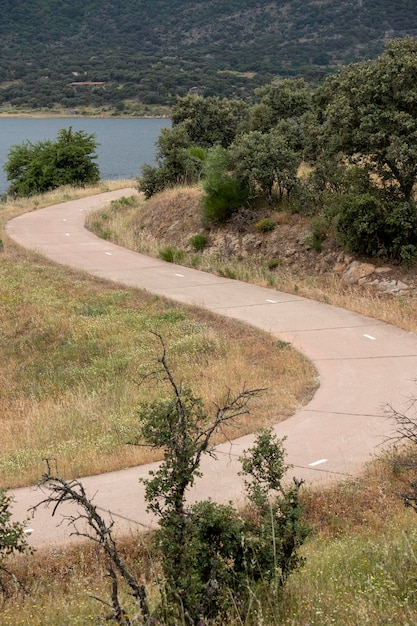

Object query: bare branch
[33,463,149,622]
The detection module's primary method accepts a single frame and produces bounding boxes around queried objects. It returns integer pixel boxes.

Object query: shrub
[303,214,331,252]
[187,146,207,162]
[335,192,417,262]
[255,217,275,233]
[189,233,208,251]
[268,258,280,270]
[158,246,185,263]
[139,163,170,198]
[0,489,33,596]
[202,177,247,224]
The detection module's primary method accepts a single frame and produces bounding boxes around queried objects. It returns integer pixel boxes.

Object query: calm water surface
[0,117,171,194]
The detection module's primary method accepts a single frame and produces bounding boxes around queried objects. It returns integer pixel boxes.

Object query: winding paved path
[6,189,417,547]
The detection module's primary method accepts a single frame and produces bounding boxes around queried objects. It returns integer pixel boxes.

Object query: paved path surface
[6,189,417,547]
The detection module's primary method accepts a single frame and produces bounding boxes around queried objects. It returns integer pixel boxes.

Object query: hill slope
[1,0,417,112]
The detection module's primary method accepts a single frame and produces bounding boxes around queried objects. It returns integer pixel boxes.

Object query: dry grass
[0,184,317,489]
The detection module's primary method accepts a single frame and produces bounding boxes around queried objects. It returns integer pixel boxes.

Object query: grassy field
[0,183,317,488]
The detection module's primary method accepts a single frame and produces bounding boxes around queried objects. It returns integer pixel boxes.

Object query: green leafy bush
[139,126,205,198]
[0,489,33,595]
[136,337,310,624]
[139,163,170,199]
[189,233,208,251]
[335,192,417,262]
[303,214,331,252]
[255,217,275,233]
[158,246,185,263]
[268,258,280,270]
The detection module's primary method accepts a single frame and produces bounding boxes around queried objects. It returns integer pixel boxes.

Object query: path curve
[6,189,417,547]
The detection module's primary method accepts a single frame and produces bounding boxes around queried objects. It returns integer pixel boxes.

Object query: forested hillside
[1,0,417,113]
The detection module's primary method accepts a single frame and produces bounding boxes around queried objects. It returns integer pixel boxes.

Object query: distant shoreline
[0,113,170,120]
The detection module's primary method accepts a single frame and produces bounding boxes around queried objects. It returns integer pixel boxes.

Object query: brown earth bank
[137,187,417,299]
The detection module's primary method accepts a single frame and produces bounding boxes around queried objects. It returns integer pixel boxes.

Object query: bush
[303,214,331,252]
[138,163,170,199]
[335,192,417,262]
[159,500,247,620]
[139,126,205,198]
[0,489,33,596]
[268,258,280,270]
[158,246,185,263]
[255,217,275,233]
[189,233,208,251]
[202,176,248,224]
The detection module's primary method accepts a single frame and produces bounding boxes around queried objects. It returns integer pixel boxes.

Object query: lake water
[0,117,171,195]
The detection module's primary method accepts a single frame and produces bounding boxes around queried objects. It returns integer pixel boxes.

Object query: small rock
[376,279,410,294]
[374,266,393,274]
[341,261,376,284]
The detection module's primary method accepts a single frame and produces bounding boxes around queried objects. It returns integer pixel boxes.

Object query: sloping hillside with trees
[0,0,417,112]
[137,39,417,267]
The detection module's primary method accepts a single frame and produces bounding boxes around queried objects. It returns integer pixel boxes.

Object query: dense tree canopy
[0,0,416,111]
[316,37,417,202]
[231,130,300,201]
[171,94,249,149]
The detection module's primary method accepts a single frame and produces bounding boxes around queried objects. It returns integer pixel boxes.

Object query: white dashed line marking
[266,299,277,303]
[63,218,67,222]
[65,233,70,236]
[105,252,112,256]
[175,273,184,277]
[363,334,376,340]
[309,459,327,467]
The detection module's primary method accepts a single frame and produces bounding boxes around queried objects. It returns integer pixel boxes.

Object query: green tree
[315,38,417,203]
[5,127,100,196]
[139,125,204,197]
[201,146,248,223]
[240,429,311,586]
[231,128,301,202]
[134,333,264,623]
[247,78,312,133]
[307,38,417,261]
[171,93,248,148]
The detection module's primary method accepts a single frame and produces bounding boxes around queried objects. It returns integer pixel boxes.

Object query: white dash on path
[175,273,184,277]
[65,233,70,236]
[105,252,112,256]
[309,459,327,467]
[63,218,67,222]
[363,334,376,340]
[266,299,277,303]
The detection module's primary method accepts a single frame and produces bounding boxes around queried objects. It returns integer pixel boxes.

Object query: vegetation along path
[6,188,417,547]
